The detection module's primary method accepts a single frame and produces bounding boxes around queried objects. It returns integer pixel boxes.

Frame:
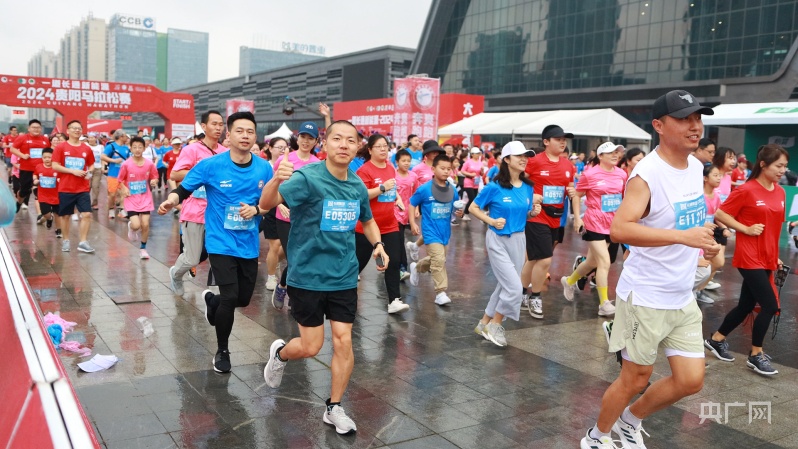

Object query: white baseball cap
[500,141,535,160]
[470,147,482,154]
[596,141,625,155]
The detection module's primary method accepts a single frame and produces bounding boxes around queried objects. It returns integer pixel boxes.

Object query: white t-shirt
[90,144,104,169]
[615,150,705,309]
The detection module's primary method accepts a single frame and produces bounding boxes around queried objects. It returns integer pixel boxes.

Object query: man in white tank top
[580,90,721,449]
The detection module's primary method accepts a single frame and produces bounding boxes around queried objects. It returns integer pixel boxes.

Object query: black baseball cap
[542,125,574,140]
[652,90,714,120]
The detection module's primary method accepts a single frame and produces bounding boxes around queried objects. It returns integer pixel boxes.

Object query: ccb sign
[116,15,155,30]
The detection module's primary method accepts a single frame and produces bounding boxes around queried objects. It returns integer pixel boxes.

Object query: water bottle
[452,200,465,225]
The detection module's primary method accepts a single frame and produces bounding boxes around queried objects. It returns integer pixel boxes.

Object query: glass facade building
[239,47,324,76]
[107,19,158,85]
[166,29,209,91]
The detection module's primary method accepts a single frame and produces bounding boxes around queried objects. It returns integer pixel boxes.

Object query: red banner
[332,98,394,136]
[392,77,440,144]
[226,99,255,119]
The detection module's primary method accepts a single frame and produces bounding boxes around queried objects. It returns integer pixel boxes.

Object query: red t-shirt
[719,180,785,271]
[730,167,747,188]
[524,152,575,228]
[162,150,180,179]
[355,160,399,234]
[34,163,59,205]
[13,133,50,171]
[3,134,16,158]
[52,142,95,193]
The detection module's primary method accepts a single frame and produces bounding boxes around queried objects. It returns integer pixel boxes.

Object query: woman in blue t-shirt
[468,141,542,347]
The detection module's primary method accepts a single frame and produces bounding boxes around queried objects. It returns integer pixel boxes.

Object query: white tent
[438,109,651,141]
[264,123,293,140]
[702,102,798,126]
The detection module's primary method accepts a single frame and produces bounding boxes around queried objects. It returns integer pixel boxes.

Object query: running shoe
[202,289,216,326]
[108,210,115,219]
[20,203,28,210]
[794,236,798,249]
[399,270,410,282]
[409,262,419,286]
[434,292,451,306]
[387,298,410,314]
[598,301,616,317]
[474,321,487,339]
[189,266,197,277]
[461,215,471,221]
[450,218,459,226]
[71,214,78,221]
[323,404,357,435]
[127,222,137,241]
[118,209,127,218]
[62,239,70,252]
[264,339,287,388]
[747,352,778,376]
[704,338,735,362]
[602,320,613,346]
[529,297,543,319]
[612,418,649,449]
[405,241,419,262]
[77,241,95,253]
[695,291,714,304]
[213,349,231,373]
[484,322,507,347]
[580,428,618,449]
[521,294,531,313]
[704,281,721,290]
[139,249,150,259]
[169,266,184,296]
[265,274,278,290]
[36,214,44,224]
[46,218,53,229]
[272,285,287,310]
[561,276,576,301]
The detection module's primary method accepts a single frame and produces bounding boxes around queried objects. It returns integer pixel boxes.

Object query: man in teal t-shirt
[260,120,388,435]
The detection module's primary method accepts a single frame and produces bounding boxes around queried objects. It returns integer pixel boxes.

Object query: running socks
[589,426,611,440]
[325,398,341,412]
[566,271,581,286]
[275,346,286,362]
[597,286,609,304]
[621,406,642,428]
[140,241,147,249]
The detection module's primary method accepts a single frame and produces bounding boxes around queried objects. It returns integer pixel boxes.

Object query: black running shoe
[203,289,216,326]
[46,218,53,229]
[213,349,231,373]
[704,338,735,362]
[55,229,62,238]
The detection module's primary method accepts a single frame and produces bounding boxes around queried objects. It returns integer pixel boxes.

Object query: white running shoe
[529,298,543,319]
[169,266,184,296]
[265,275,278,291]
[139,249,150,259]
[561,276,576,301]
[387,298,410,314]
[612,417,649,449]
[21,203,28,210]
[77,241,95,253]
[71,213,78,221]
[695,291,715,304]
[484,322,507,347]
[598,301,616,317]
[409,262,419,286]
[704,281,721,290]
[434,292,452,306]
[474,321,487,339]
[461,214,471,221]
[399,270,410,281]
[118,209,127,218]
[108,210,115,219]
[405,241,419,262]
[580,428,618,449]
[127,222,137,241]
[263,339,287,388]
[323,404,357,434]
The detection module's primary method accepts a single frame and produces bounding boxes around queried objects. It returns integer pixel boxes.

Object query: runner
[693,164,729,304]
[3,126,19,185]
[161,138,182,188]
[158,111,272,373]
[391,134,422,168]
[411,140,445,185]
[118,136,159,259]
[705,144,788,376]
[407,153,463,306]
[261,136,288,291]
[270,121,320,310]
[9,119,49,213]
[32,148,60,234]
[87,134,104,210]
[51,120,95,254]
[354,133,409,314]
[692,137,715,166]
[469,142,540,346]
[167,110,227,296]
[155,137,170,191]
[260,119,387,435]
[394,149,418,281]
[460,147,484,222]
[562,141,627,316]
[101,130,130,219]
[581,90,718,449]
[520,124,576,319]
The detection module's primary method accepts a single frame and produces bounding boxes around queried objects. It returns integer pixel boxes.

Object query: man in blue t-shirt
[390,133,423,168]
[158,111,272,374]
[260,120,388,436]
[155,138,169,191]
[100,130,130,219]
[408,154,463,306]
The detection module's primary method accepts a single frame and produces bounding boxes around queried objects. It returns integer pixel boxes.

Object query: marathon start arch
[0,74,195,137]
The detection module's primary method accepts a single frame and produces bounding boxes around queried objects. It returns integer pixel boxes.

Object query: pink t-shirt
[704,188,721,224]
[10,154,19,177]
[172,141,229,224]
[118,158,158,213]
[718,173,732,202]
[576,164,627,235]
[274,151,320,222]
[394,170,419,225]
[462,158,483,188]
[411,162,434,185]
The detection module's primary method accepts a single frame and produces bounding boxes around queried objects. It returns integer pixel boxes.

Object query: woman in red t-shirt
[706,144,788,376]
[354,134,408,314]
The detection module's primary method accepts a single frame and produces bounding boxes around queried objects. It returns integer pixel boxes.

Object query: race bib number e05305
[321,199,359,232]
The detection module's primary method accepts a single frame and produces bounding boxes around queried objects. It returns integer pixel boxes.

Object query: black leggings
[355,231,402,303]
[717,268,779,348]
[277,219,291,287]
[157,167,168,188]
[398,223,409,271]
[463,187,478,215]
[208,254,258,351]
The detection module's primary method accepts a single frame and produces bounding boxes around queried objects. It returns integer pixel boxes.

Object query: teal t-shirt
[279,162,372,291]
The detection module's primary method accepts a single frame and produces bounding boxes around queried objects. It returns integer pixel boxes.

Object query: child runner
[394,149,418,280]
[33,148,60,234]
[118,136,159,259]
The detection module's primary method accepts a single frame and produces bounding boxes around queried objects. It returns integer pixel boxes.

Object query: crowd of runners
[1,90,792,447]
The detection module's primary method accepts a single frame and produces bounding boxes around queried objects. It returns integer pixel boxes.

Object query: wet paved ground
[6,184,798,448]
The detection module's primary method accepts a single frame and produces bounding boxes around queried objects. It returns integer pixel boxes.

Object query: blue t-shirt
[103,142,130,177]
[349,156,365,172]
[486,165,499,183]
[279,162,373,291]
[474,182,534,235]
[560,196,570,227]
[180,152,273,259]
[410,180,459,245]
[391,148,423,168]
[156,146,169,169]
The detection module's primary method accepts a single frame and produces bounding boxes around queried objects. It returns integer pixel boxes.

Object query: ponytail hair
[748,144,789,182]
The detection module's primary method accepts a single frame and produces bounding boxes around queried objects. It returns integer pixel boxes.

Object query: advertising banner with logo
[226,99,255,120]
[391,77,440,144]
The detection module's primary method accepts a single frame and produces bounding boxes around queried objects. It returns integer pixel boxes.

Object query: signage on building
[281,41,326,56]
[171,124,194,139]
[11,109,25,115]
[226,99,255,119]
[392,77,441,144]
[115,14,156,30]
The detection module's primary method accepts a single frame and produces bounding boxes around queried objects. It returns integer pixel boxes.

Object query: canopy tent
[702,102,798,126]
[264,123,293,140]
[438,109,651,141]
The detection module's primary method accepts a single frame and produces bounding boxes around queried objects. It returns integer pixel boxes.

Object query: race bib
[601,193,622,212]
[705,214,715,225]
[39,176,56,189]
[30,148,43,159]
[129,180,147,195]
[377,187,397,203]
[542,185,565,204]
[430,201,452,219]
[192,186,207,199]
[719,194,729,203]
[674,197,707,230]
[224,205,255,230]
[321,199,359,232]
[65,156,85,170]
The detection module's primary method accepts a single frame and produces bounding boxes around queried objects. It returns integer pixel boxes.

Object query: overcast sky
[2,0,433,83]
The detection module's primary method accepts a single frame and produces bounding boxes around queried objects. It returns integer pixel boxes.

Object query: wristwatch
[379,184,386,193]
[373,241,385,249]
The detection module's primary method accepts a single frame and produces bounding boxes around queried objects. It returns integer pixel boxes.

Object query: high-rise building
[106,14,158,84]
[56,15,106,81]
[239,47,324,76]
[166,29,209,91]
[27,49,57,78]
